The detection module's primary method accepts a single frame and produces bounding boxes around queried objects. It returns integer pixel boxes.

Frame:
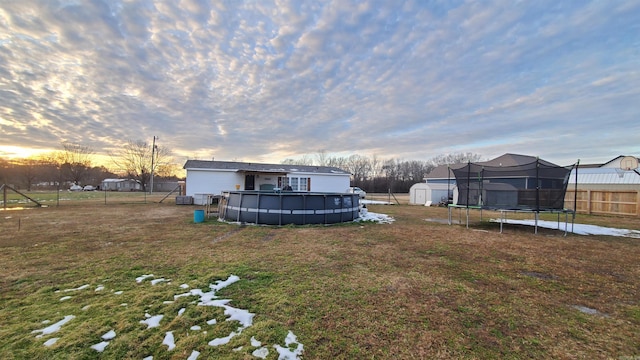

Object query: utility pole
[150,136,157,194]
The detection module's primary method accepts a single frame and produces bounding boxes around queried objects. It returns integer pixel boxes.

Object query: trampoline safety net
[451,159,575,211]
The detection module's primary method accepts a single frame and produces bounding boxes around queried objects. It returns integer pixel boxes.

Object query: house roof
[425,153,568,180]
[477,153,562,167]
[183,160,350,175]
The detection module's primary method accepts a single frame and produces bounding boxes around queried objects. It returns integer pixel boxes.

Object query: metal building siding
[569,169,640,185]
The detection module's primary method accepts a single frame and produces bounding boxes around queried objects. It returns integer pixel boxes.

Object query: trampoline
[446,158,578,235]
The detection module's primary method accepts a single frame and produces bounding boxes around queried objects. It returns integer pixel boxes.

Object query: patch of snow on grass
[251,336,261,346]
[162,331,175,350]
[356,209,395,224]
[187,350,200,360]
[90,341,109,352]
[62,284,90,292]
[43,338,59,347]
[140,314,163,329]
[274,331,304,360]
[136,274,154,283]
[32,315,75,338]
[210,274,240,291]
[102,330,116,340]
[150,278,167,285]
[491,219,640,238]
[253,347,269,359]
[208,331,238,346]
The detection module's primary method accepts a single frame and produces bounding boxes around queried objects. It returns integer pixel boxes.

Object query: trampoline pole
[572,160,579,234]
[466,208,469,229]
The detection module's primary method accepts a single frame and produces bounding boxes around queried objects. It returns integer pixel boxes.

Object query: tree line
[2,141,482,194]
[281,152,483,193]
[0,140,177,192]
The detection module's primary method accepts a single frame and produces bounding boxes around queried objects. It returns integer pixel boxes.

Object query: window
[299,177,308,191]
[277,176,310,191]
[290,177,299,191]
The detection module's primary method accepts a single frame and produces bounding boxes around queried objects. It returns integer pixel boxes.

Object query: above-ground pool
[219,191,361,225]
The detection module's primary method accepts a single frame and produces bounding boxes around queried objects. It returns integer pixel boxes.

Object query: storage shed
[409,183,454,206]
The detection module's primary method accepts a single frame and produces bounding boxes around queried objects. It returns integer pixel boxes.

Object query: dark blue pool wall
[220,191,360,225]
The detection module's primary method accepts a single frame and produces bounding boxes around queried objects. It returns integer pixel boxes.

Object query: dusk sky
[1,0,639,167]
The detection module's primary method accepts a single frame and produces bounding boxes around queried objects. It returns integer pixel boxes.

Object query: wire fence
[1,189,181,209]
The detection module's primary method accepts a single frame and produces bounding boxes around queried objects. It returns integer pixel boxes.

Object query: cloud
[0,0,638,167]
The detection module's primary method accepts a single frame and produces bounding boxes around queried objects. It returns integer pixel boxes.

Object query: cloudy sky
[1,0,638,167]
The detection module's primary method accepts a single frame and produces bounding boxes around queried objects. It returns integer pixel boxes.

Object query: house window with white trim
[291,177,300,191]
[298,177,309,191]
[278,176,310,191]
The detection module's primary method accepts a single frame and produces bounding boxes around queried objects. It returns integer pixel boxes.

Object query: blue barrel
[194,209,205,223]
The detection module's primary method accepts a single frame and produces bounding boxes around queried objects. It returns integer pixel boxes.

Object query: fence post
[636,190,640,217]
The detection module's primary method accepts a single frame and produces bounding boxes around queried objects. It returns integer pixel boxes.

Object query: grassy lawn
[1,200,638,359]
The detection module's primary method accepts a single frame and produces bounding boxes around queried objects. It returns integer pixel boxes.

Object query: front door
[245,174,255,190]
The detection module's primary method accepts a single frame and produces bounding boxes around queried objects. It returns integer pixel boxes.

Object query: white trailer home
[183,160,352,205]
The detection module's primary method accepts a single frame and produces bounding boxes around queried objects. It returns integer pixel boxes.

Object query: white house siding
[293,171,350,193]
[185,169,351,201]
[185,169,243,197]
[184,160,352,206]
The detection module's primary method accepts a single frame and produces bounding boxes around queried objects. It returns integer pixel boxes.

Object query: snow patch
[32,315,75,338]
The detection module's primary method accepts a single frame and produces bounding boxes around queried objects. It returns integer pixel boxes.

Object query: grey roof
[183,160,350,175]
[425,164,459,179]
[478,153,561,167]
[425,153,568,180]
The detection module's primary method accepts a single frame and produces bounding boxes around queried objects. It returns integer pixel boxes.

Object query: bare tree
[315,150,329,166]
[14,158,41,191]
[111,139,172,192]
[280,155,314,166]
[429,152,483,166]
[346,154,371,183]
[56,142,95,185]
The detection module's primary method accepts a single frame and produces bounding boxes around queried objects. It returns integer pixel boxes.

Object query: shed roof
[183,160,350,175]
[569,168,640,185]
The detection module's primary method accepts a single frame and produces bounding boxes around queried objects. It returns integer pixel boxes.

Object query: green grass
[0,202,639,359]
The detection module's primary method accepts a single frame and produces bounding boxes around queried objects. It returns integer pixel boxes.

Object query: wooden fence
[565,190,640,217]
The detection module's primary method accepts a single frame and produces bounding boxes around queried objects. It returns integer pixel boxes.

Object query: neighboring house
[183,160,352,205]
[101,178,142,191]
[414,153,572,206]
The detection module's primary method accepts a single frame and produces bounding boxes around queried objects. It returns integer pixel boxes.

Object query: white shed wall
[409,183,429,205]
[410,183,455,205]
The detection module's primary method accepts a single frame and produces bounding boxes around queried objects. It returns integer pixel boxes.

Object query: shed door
[245,174,255,190]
